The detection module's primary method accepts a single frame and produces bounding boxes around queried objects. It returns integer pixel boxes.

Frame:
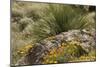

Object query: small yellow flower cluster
[42,41,96,64]
[17,44,33,56]
[78,50,96,61]
[42,42,73,64]
[12,43,33,64]
[79,55,95,61]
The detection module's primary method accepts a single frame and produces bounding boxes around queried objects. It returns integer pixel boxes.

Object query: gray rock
[16,29,96,66]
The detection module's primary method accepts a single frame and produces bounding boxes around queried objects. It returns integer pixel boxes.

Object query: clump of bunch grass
[31,4,95,43]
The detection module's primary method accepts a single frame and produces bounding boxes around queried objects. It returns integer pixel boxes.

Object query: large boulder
[16,29,96,66]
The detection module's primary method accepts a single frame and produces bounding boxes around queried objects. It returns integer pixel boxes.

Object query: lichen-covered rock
[16,29,96,66]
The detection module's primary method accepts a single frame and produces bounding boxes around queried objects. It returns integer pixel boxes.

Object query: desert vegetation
[11,0,96,66]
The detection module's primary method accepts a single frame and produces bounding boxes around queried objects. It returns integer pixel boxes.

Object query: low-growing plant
[42,41,87,64]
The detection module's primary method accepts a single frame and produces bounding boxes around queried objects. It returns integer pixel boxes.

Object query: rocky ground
[15,29,96,66]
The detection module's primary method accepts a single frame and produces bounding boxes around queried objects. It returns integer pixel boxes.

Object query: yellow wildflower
[54,61,57,63]
[20,51,24,54]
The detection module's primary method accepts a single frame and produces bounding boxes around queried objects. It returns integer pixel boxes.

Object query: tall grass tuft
[31,4,95,42]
